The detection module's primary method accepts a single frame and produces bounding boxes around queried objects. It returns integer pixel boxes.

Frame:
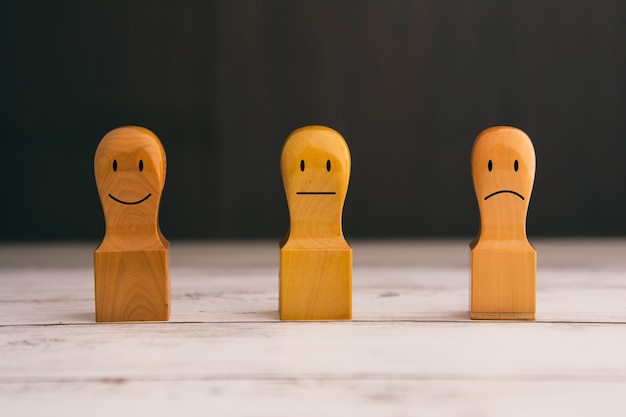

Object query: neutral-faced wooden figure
[279,125,352,320]
[94,126,170,322]
[470,126,536,320]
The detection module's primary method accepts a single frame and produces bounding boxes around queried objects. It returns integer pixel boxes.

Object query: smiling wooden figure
[470,126,536,320]
[280,126,352,320]
[94,126,170,322]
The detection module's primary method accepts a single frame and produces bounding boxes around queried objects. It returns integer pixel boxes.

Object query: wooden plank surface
[1,239,626,416]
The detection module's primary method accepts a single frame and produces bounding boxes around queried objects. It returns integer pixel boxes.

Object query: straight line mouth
[484,190,524,200]
[296,192,336,195]
[108,193,152,205]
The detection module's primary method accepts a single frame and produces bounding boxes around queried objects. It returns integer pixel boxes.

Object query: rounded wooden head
[95,126,166,239]
[280,125,351,240]
[471,126,536,242]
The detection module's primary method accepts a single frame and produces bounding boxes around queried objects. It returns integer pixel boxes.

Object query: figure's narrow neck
[286,195,346,242]
[478,207,529,243]
[289,217,344,241]
[106,221,160,238]
[101,204,162,249]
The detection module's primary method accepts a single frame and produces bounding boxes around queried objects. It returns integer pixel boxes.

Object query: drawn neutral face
[282,126,350,196]
[281,126,351,235]
[95,127,166,211]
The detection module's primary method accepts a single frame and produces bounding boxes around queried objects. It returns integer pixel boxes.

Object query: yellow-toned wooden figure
[470,126,536,320]
[94,126,170,322]
[279,125,352,320]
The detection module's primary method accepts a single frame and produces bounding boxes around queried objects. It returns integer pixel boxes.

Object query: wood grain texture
[2,240,626,417]
[470,126,536,320]
[2,240,626,325]
[279,126,352,320]
[94,126,170,322]
[2,379,625,417]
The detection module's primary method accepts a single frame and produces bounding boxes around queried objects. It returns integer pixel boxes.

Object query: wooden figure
[470,126,536,320]
[279,125,352,320]
[94,126,170,322]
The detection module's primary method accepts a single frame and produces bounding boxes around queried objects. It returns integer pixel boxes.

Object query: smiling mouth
[484,190,525,200]
[296,192,336,195]
[108,193,152,205]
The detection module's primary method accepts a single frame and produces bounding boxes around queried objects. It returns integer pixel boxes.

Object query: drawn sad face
[281,126,351,215]
[95,127,166,210]
[472,126,536,214]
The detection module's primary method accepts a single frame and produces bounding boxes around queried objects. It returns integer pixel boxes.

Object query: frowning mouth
[484,190,524,200]
[108,193,152,205]
[296,192,336,195]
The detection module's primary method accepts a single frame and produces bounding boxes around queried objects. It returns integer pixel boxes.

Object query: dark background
[2,1,625,241]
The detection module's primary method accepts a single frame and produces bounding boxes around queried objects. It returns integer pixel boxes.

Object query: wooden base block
[94,249,170,322]
[470,249,536,320]
[280,248,352,320]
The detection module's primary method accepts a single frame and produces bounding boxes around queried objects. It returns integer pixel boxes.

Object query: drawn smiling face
[107,157,152,205]
[472,126,536,218]
[95,127,166,211]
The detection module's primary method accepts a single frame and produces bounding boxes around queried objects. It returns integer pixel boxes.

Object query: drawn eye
[113,160,118,172]
[488,160,493,172]
[139,160,144,172]
[300,160,305,172]
[326,160,331,172]
[514,160,519,172]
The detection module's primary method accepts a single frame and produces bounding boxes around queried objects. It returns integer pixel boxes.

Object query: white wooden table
[1,239,626,416]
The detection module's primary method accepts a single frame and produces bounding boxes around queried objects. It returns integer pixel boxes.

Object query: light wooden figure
[94,126,170,322]
[279,126,352,320]
[470,126,536,320]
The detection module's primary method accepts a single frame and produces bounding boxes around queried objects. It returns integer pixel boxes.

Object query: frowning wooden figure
[470,126,536,320]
